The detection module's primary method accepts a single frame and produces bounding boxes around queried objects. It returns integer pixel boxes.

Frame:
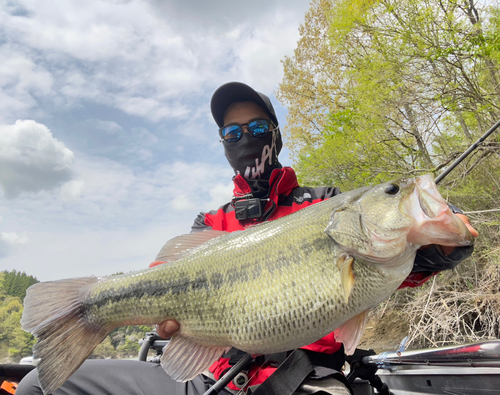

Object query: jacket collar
[231,167,299,203]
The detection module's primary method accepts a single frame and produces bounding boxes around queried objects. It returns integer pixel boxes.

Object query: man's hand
[439,213,479,255]
[155,320,180,339]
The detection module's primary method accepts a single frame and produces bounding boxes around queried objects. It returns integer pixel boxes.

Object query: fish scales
[83,196,363,353]
[21,175,475,394]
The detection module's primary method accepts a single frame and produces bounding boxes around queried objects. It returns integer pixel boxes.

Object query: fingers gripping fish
[21,175,473,394]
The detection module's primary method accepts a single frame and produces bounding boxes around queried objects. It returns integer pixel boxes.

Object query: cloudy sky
[0,0,311,281]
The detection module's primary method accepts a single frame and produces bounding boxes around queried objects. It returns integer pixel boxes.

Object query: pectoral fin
[334,309,369,355]
[337,254,355,304]
[160,334,227,382]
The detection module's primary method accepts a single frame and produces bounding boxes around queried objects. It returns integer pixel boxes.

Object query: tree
[2,270,38,302]
[278,0,500,349]
[0,297,36,362]
[0,271,38,361]
[278,0,500,191]
[0,272,6,301]
[92,337,116,359]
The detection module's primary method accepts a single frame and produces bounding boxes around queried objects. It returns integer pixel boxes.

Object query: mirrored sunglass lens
[222,125,242,141]
[248,120,269,136]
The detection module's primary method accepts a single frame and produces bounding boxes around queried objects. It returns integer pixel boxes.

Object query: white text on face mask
[244,131,278,179]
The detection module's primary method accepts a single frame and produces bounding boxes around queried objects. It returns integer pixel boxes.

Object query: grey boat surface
[364,340,500,394]
[138,334,500,394]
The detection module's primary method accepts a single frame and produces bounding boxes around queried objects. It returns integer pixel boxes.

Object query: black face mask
[223,129,283,181]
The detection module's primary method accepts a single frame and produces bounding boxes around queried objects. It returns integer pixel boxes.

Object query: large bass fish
[21,175,473,394]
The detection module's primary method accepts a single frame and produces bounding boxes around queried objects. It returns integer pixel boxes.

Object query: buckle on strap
[302,345,346,371]
[251,349,314,395]
[224,349,252,366]
[252,348,353,395]
[226,349,289,368]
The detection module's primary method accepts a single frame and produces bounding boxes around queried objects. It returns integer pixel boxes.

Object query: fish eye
[384,183,400,195]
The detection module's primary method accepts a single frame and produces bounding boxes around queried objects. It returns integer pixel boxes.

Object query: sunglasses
[219,119,278,143]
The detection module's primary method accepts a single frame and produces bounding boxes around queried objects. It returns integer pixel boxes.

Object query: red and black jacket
[191,167,340,233]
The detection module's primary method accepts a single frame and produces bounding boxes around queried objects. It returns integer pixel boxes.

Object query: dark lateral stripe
[84,274,207,310]
[84,238,330,311]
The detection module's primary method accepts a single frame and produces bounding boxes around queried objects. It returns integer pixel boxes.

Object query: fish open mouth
[405,174,474,247]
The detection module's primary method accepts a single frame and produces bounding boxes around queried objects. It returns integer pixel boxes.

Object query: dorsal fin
[155,230,229,262]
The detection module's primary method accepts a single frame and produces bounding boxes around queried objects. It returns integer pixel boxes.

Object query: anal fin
[160,334,226,382]
[334,309,369,355]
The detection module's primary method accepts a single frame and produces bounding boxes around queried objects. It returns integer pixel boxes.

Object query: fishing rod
[435,119,500,184]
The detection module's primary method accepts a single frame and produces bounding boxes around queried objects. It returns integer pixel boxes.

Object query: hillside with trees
[278,0,500,350]
[0,271,38,362]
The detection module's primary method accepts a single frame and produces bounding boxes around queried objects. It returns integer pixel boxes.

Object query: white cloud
[171,194,194,211]
[0,47,53,94]
[0,120,76,198]
[0,0,309,125]
[94,120,123,134]
[144,161,234,214]
[0,153,235,280]
[2,0,156,62]
[133,127,159,146]
[148,0,308,34]
[0,46,53,123]
[60,179,85,201]
[0,232,28,259]
[114,96,190,122]
[205,182,234,211]
[0,152,233,230]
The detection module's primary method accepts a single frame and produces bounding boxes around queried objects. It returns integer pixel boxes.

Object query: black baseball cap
[210,82,279,127]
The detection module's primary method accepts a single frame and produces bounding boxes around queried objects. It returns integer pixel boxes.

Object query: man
[154,82,478,394]
[17,82,478,395]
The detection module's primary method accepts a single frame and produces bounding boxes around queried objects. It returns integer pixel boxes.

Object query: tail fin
[21,277,110,395]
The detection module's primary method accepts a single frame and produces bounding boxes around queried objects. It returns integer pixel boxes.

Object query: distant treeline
[0,270,39,362]
[2,270,38,302]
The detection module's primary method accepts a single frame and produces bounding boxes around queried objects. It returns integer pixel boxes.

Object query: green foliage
[279,0,500,190]
[2,270,38,302]
[0,297,36,362]
[281,0,500,348]
[117,336,141,356]
[0,272,6,301]
[92,337,116,359]
[0,271,39,362]
[91,325,153,359]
